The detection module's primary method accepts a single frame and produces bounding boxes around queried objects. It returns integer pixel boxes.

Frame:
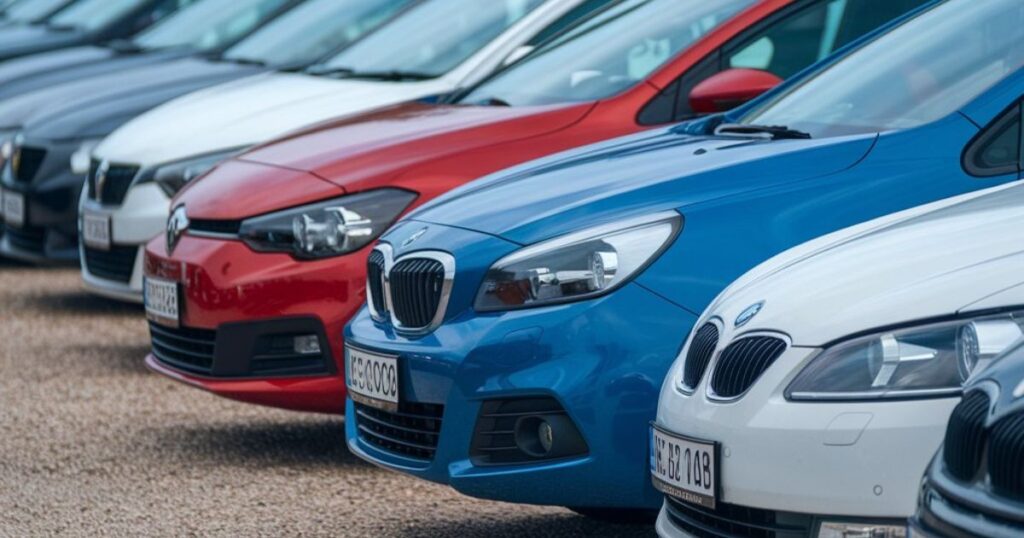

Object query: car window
[639,0,927,124]
[49,0,195,33]
[4,0,70,22]
[223,0,412,67]
[318,0,546,79]
[460,0,754,107]
[132,0,290,52]
[740,0,1024,138]
[964,103,1022,177]
[726,0,925,80]
[523,0,613,47]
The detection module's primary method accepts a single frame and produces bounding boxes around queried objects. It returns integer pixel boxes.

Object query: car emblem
[402,227,428,248]
[734,301,764,328]
[166,205,189,254]
[94,160,110,201]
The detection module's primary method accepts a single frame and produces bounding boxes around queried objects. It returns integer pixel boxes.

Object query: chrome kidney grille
[365,244,454,335]
[709,336,788,399]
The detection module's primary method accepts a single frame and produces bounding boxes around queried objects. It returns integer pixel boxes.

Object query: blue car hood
[8,56,261,140]
[409,127,877,245]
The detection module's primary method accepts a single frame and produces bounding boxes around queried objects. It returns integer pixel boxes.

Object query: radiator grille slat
[83,245,137,283]
[987,411,1024,500]
[943,391,990,482]
[354,401,443,461]
[682,323,719,390]
[390,257,444,329]
[710,336,787,399]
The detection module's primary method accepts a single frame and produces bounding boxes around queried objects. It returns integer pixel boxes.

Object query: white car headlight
[70,139,102,175]
[787,310,1024,401]
[474,212,681,312]
[238,189,417,259]
[151,148,244,197]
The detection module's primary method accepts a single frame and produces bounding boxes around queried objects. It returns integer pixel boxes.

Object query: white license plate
[82,213,111,251]
[2,189,24,227]
[345,345,399,412]
[144,277,180,328]
[650,425,718,509]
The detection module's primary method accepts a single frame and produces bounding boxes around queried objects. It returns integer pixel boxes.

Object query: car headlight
[238,189,417,259]
[474,211,681,312]
[70,139,102,175]
[787,310,1024,401]
[151,149,243,197]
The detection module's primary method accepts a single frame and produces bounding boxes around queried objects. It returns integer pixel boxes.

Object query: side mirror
[502,45,535,67]
[689,68,783,114]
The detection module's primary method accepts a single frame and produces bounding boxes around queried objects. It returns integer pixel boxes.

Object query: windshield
[462,0,753,107]
[5,0,69,22]
[319,0,546,79]
[224,0,411,67]
[48,0,150,31]
[133,0,289,52]
[741,0,1024,138]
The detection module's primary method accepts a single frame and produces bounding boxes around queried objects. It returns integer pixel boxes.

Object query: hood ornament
[167,205,189,255]
[402,227,428,248]
[735,301,764,328]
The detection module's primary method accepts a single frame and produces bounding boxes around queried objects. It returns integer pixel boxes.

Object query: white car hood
[704,181,1024,347]
[94,71,453,166]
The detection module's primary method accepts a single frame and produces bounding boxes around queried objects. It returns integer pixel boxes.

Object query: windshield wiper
[43,21,78,32]
[337,69,437,81]
[219,56,267,67]
[715,123,812,140]
[105,39,145,53]
[475,97,511,107]
[305,65,355,77]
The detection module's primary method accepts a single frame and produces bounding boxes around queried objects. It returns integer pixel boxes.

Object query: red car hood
[238,101,595,190]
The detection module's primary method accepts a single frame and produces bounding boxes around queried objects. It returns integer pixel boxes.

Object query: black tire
[568,507,659,524]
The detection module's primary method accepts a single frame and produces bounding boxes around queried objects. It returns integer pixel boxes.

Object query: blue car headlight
[474,211,681,312]
[787,310,1024,401]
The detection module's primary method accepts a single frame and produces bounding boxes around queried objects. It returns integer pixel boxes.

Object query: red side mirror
[689,68,783,114]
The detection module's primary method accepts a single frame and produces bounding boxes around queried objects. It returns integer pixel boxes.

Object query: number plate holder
[650,423,720,509]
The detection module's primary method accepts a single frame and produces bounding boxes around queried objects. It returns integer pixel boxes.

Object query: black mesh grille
[389,258,445,329]
[354,401,443,461]
[14,147,45,183]
[987,410,1024,500]
[87,162,139,206]
[709,337,787,399]
[189,219,241,236]
[5,225,45,254]
[943,391,990,482]
[83,245,137,284]
[682,323,720,390]
[367,250,387,316]
[664,496,812,538]
[149,322,216,375]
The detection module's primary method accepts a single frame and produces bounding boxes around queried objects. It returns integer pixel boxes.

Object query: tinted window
[5,0,69,22]
[523,0,613,47]
[50,0,194,32]
[133,0,289,51]
[741,0,1024,138]
[223,0,411,67]
[965,104,1021,176]
[319,0,546,79]
[460,0,753,107]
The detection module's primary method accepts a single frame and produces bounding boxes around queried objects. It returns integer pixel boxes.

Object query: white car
[652,180,1024,538]
[79,0,596,302]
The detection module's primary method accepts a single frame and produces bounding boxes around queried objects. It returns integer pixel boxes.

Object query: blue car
[343,0,1024,519]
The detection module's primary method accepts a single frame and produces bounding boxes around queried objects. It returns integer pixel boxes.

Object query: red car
[143,0,925,413]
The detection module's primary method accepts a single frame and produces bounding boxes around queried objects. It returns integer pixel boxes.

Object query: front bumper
[911,456,1024,538]
[143,233,370,414]
[79,182,169,302]
[344,281,697,510]
[654,345,959,527]
[0,138,84,264]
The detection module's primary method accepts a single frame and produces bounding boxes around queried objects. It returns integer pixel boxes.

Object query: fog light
[293,335,321,355]
[538,420,554,453]
[818,521,907,538]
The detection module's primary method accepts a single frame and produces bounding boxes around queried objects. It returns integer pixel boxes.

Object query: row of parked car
[0,0,1021,536]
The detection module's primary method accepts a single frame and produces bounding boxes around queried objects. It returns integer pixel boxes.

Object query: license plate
[345,345,399,412]
[2,189,24,227]
[650,425,718,509]
[144,277,180,328]
[82,213,111,251]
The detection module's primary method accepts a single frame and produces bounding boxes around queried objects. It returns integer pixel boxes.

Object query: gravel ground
[0,261,656,537]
